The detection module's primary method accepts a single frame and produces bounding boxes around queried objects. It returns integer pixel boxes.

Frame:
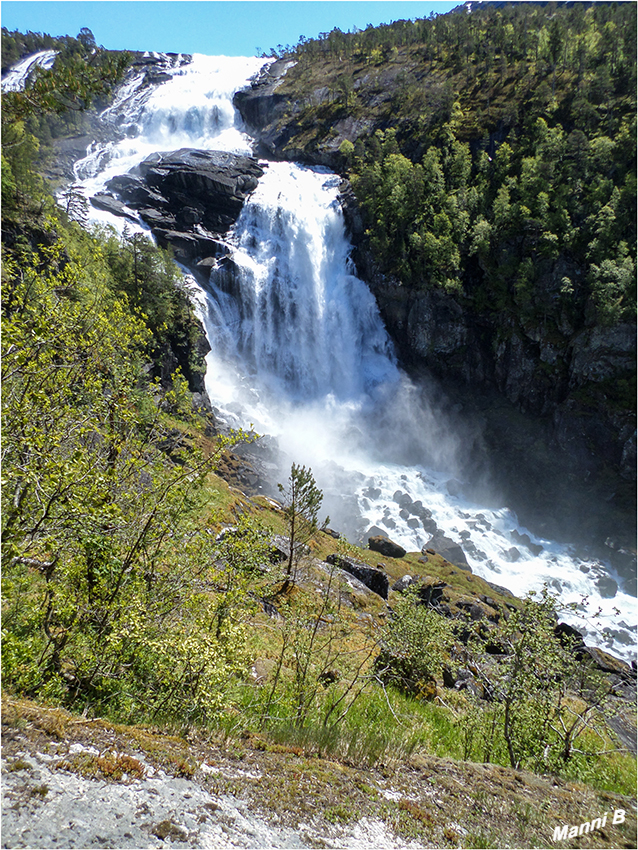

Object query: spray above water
[70,53,634,662]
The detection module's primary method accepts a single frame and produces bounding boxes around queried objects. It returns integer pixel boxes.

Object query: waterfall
[1,49,57,91]
[64,53,634,662]
[73,53,266,230]
[206,162,398,402]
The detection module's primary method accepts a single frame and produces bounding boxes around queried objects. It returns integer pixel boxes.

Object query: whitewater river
[62,52,635,662]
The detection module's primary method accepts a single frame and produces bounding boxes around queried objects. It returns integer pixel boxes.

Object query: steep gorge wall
[234,73,636,549]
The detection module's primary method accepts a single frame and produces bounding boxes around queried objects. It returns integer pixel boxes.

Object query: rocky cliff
[98,147,264,266]
[232,58,636,554]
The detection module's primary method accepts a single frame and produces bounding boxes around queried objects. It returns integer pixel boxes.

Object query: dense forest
[1,12,636,847]
[262,1,636,331]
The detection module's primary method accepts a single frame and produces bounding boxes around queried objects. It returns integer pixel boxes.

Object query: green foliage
[99,227,205,388]
[376,587,455,698]
[277,463,325,584]
[0,119,46,215]
[2,21,634,804]
[459,589,613,774]
[261,583,376,733]
[1,35,130,121]
[1,214,251,725]
[1,28,130,195]
[2,27,60,72]
[277,3,636,335]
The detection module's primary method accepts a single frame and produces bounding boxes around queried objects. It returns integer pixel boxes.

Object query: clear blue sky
[1,2,459,56]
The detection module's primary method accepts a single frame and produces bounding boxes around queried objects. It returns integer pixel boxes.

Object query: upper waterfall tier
[1,50,57,91]
[74,53,268,232]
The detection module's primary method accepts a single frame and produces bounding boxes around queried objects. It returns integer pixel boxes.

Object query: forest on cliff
[241,0,636,547]
[267,2,635,323]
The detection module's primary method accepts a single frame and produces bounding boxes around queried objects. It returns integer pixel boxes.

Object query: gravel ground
[2,742,425,849]
[2,697,636,850]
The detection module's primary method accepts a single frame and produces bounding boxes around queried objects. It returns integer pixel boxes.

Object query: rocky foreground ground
[2,697,636,850]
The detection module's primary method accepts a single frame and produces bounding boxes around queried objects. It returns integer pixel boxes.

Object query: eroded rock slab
[326,553,389,599]
[98,148,265,263]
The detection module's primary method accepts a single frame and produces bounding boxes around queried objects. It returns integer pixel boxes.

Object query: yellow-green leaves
[2,223,252,724]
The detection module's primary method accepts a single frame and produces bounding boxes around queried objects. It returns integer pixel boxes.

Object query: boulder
[326,553,389,599]
[446,478,463,497]
[137,148,263,206]
[554,622,587,651]
[105,174,168,207]
[152,229,225,263]
[392,490,413,510]
[415,576,449,607]
[510,529,543,556]
[138,207,177,230]
[104,148,265,264]
[584,646,635,680]
[444,665,486,698]
[89,193,138,221]
[485,579,516,598]
[596,574,618,599]
[316,560,374,598]
[391,574,418,593]
[422,534,472,572]
[269,534,309,564]
[454,667,484,698]
[368,535,406,559]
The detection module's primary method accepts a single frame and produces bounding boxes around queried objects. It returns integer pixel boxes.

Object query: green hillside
[1,15,636,848]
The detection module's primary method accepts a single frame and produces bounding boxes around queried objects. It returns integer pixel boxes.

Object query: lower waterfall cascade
[62,53,636,662]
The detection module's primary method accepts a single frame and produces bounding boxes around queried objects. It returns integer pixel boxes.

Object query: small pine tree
[278,463,324,587]
[61,184,89,226]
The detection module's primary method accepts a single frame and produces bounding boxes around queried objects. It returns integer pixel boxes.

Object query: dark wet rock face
[99,148,265,265]
[233,59,295,131]
[326,553,389,599]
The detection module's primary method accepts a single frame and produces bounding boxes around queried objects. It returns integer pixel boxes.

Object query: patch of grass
[399,798,435,825]
[61,751,146,781]
[30,784,49,798]
[325,803,357,824]
[561,748,637,799]
[7,758,32,772]
[464,830,502,849]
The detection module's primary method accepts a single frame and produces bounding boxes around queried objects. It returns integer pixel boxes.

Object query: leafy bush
[0,220,253,724]
[375,587,454,699]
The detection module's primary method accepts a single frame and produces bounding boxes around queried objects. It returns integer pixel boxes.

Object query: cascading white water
[206,163,399,402]
[62,53,635,662]
[73,53,266,231]
[1,49,57,91]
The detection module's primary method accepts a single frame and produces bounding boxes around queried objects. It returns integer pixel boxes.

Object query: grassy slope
[3,694,637,849]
